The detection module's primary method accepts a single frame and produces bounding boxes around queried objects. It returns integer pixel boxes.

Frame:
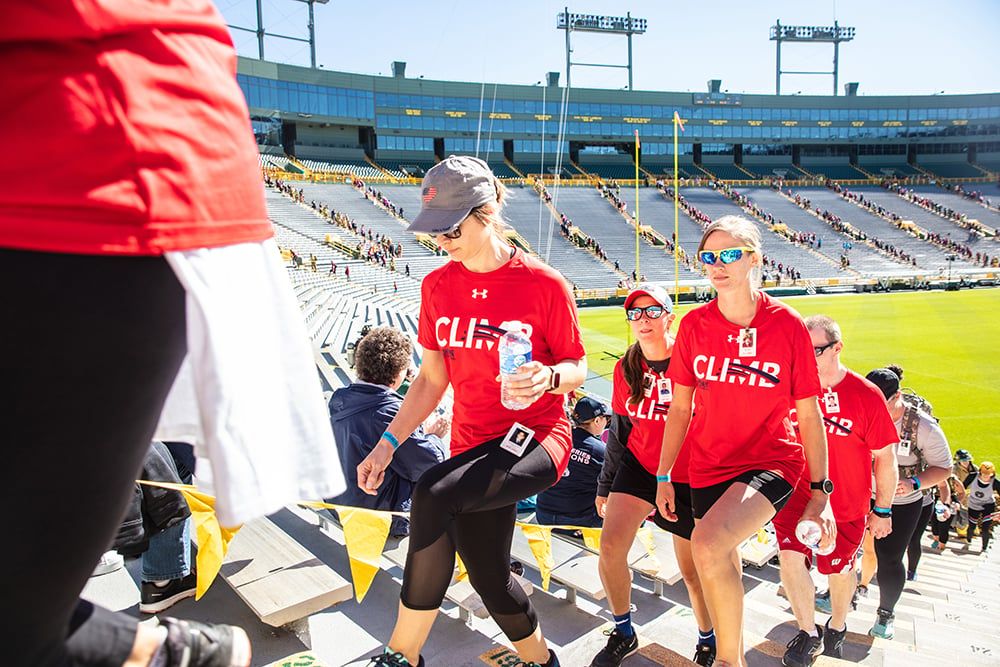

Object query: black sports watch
[545,366,561,393]
[810,479,834,495]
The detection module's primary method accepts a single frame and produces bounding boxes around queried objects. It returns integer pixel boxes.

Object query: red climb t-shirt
[417,248,586,475]
[611,356,692,483]
[0,1,271,255]
[788,369,899,521]
[668,292,821,488]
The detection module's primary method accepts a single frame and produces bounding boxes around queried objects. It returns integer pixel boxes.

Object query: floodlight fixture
[770,19,856,95]
[556,8,648,90]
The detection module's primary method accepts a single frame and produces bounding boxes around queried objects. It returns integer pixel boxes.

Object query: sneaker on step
[823,620,846,658]
[159,617,251,667]
[869,608,895,639]
[590,628,639,667]
[91,550,124,577]
[513,648,560,666]
[141,571,198,614]
[369,651,425,667]
[814,589,832,615]
[782,626,823,667]
[693,642,716,666]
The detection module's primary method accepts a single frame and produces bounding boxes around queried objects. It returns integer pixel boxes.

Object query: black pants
[873,497,925,614]
[932,512,954,545]
[1,248,187,666]
[969,504,996,550]
[905,500,934,575]
[401,436,558,642]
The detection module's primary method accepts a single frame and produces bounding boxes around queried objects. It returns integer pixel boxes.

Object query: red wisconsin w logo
[422,187,437,202]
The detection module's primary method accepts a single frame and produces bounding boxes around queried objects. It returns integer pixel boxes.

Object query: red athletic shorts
[773,491,867,575]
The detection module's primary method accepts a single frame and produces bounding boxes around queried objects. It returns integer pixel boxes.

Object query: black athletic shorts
[610,447,696,539]
[691,469,794,520]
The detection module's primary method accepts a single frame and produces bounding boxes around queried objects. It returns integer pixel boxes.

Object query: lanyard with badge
[823,387,840,413]
[739,327,756,357]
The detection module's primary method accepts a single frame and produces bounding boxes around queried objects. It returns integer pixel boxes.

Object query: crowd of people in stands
[883,181,982,231]
[599,181,629,213]
[952,183,996,210]
[780,185,920,267]
[355,178,406,220]
[271,178,412,280]
[269,176,305,202]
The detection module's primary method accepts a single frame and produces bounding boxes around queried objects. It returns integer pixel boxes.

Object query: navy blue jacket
[326,382,445,534]
[536,426,606,517]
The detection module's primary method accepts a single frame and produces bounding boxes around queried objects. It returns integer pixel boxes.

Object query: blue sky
[217,0,1000,96]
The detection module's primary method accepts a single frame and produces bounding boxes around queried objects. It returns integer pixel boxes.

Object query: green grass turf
[578,288,1000,463]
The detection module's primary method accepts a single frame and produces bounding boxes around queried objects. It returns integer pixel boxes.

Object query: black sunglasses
[813,341,837,357]
[626,305,665,321]
[441,223,463,240]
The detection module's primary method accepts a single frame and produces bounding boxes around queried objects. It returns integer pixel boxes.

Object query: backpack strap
[898,405,930,492]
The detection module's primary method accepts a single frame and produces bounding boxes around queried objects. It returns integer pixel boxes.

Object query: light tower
[557,9,647,90]
[770,20,856,95]
[227,0,329,69]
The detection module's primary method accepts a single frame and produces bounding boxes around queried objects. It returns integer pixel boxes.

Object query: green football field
[578,289,1000,463]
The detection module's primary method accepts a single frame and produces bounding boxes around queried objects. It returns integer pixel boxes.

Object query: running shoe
[369,651,424,667]
[512,649,560,666]
[590,628,639,667]
[159,617,251,667]
[869,608,895,640]
[693,642,716,666]
[140,571,198,614]
[823,620,846,658]
[814,589,832,615]
[782,627,823,666]
[91,550,124,577]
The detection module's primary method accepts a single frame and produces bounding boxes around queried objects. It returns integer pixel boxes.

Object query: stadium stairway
[794,188,976,271]
[678,187,845,281]
[738,186,909,275]
[82,507,999,666]
[852,186,994,261]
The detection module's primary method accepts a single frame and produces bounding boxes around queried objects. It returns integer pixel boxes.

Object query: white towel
[156,238,345,526]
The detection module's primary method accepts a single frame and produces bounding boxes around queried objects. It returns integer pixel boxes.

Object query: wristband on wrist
[656,474,671,483]
[910,476,921,490]
[872,506,892,517]
[381,431,400,449]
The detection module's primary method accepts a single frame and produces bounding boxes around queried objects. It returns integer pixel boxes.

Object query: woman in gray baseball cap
[359,156,587,667]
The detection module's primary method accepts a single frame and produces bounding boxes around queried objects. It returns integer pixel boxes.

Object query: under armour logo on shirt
[472,289,488,299]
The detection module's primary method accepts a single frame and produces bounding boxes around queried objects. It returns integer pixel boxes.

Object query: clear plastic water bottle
[796,519,835,555]
[499,326,532,410]
[935,501,950,521]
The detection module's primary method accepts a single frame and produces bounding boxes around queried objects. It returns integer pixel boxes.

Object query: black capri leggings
[1,248,187,666]
[969,504,996,550]
[932,511,954,545]
[402,435,558,642]
[873,497,925,614]
[905,500,934,575]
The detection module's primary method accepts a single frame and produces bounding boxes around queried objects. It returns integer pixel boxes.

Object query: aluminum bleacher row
[270,175,998,306]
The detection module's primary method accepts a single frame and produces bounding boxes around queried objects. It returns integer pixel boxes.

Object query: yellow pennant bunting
[581,527,602,552]
[455,553,468,582]
[518,524,554,590]
[138,480,241,600]
[635,525,660,573]
[336,507,392,602]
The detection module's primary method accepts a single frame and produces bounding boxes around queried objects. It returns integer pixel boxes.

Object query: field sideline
[578,288,1000,463]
